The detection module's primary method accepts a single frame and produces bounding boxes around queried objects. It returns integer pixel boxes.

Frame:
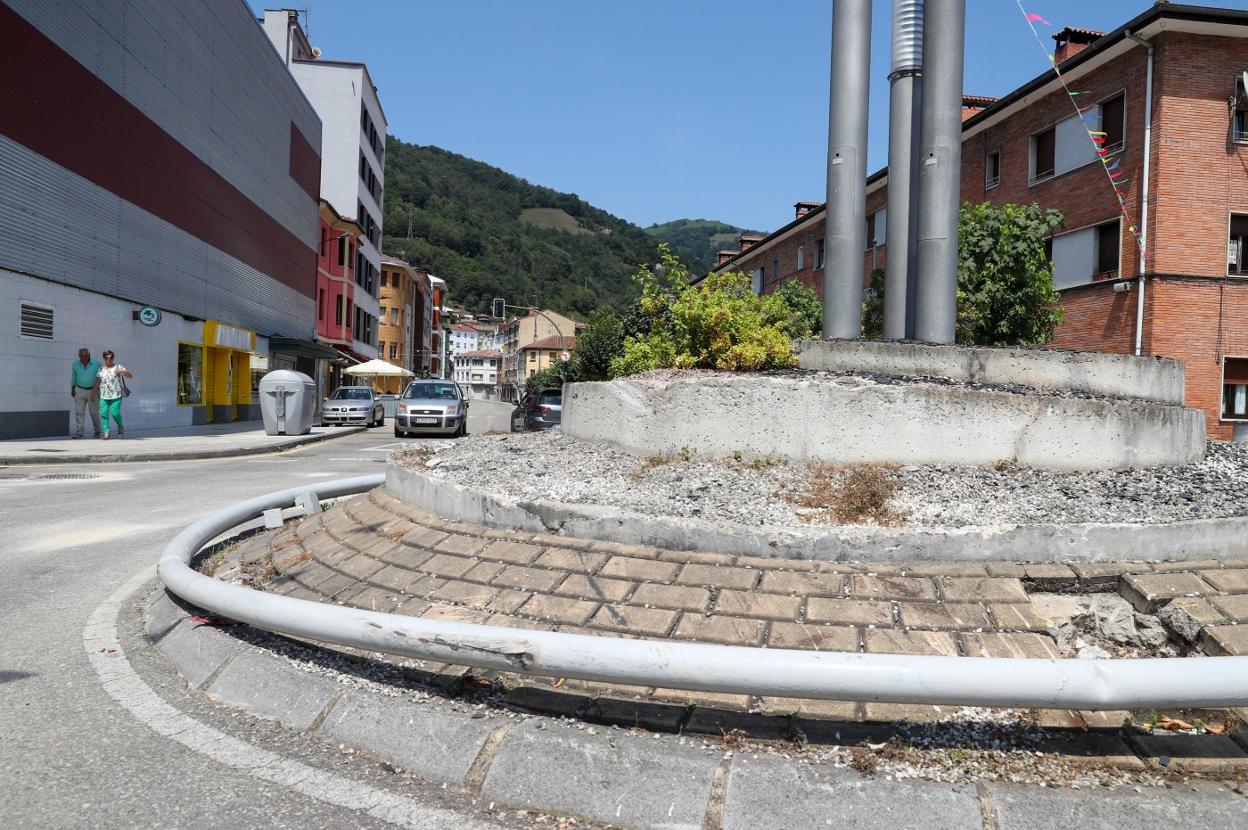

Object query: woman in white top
[97,350,134,440]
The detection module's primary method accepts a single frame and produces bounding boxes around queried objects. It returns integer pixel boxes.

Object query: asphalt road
[0,400,544,829]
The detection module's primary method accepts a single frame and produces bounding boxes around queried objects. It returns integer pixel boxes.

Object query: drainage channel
[0,472,103,481]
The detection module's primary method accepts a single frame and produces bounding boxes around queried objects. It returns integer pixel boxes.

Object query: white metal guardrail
[158,476,1248,710]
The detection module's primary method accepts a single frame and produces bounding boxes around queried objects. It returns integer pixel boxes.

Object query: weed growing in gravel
[792,463,906,526]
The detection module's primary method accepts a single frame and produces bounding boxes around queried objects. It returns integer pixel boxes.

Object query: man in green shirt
[71,348,102,438]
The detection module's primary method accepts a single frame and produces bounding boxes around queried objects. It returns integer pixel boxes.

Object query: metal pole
[1126,32,1154,357]
[159,477,1248,709]
[913,0,965,344]
[822,0,873,339]
[883,0,924,340]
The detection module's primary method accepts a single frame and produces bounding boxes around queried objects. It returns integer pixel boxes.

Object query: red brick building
[716,5,1248,439]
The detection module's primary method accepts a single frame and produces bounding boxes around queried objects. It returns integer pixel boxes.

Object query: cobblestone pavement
[215,488,1248,745]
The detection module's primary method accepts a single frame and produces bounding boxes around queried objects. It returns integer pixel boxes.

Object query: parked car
[511,387,562,432]
[395,379,469,437]
[321,386,385,427]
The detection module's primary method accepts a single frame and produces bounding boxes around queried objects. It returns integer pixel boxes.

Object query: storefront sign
[137,305,162,327]
[204,320,255,352]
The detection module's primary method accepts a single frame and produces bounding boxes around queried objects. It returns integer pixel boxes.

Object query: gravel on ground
[400,431,1248,529]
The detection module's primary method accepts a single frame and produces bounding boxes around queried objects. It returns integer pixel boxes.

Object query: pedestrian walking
[70,348,102,439]
[97,350,134,440]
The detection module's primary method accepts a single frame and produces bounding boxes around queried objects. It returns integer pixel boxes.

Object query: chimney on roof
[794,201,821,219]
[739,233,764,252]
[961,95,997,122]
[1052,27,1104,65]
[716,250,737,267]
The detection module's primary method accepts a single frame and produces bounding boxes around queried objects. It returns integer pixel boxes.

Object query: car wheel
[394,426,402,438]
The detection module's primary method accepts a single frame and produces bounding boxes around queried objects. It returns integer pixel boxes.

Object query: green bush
[570,307,624,382]
[608,245,801,377]
[774,278,823,339]
[524,363,566,393]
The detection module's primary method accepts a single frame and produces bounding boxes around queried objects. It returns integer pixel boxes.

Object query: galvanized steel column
[822,0,873,339]
[913,0,965,344]
[883,0,924,340]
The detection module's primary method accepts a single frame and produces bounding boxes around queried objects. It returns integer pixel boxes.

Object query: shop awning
[268,336,344,362]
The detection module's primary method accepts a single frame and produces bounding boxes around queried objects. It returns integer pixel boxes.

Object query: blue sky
[254,1,1248,232]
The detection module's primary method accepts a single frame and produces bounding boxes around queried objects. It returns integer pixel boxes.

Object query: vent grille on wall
[19,302,53,339]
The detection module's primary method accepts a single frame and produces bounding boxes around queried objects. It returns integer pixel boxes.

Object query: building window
[772,258,780,284]
[752,267,763,294]
[1095,220,1120,278]
[1230,214,1248,275]
[177,343,203,405]
[528,351,536,362]
[391,308,399,325]
[1235,107,1248,143]
[336,295,343,326]
[338,237,350,269]
[1030,126,1056,183]
[390,343,398,361]
[380,271,387,287]
[815,240,825,270]
[985,149,1001,189]
[1224,358,1248,420]
[867,208,887,247]
[797,245,805,271]
[18,302,53,339]
[1100,94,1125,154]
[318,289,325,320]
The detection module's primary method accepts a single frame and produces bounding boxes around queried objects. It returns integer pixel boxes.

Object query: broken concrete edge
[384,460,1248,565]
[141,586,1248,830]
[0,426,366,466]
[793,339,1186,406]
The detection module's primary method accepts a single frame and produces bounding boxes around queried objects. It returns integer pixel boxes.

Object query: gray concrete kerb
[384,459,1248,564]
[0,426,364,465]
[142,587,1248,830]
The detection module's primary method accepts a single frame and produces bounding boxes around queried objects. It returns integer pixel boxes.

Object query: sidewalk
[0,421,365,465]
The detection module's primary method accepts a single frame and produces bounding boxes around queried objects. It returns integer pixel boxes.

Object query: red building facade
[716,6,1248,439]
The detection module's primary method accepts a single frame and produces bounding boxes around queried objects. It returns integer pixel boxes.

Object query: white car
[394,380,468,437]
[321,386,384,427]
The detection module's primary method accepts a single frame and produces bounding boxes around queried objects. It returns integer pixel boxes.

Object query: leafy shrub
[609,245,802,377]
[524,363,566,394]
[570,307,624,382]
[774,278,823,339]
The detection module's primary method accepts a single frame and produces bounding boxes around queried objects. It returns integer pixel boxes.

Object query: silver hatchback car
[394,379,469,437]
[321,386,385,427]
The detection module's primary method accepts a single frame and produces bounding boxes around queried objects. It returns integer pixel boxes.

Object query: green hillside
[645,218,762,275]
[381,139,683,316]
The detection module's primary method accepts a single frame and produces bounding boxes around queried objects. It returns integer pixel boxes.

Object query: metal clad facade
[0,0,320,336]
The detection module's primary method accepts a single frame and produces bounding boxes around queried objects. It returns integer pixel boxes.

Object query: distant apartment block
[262,9,386,362]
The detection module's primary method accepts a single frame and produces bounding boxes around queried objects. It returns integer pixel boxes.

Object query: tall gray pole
[913,0,965,344]
[822,0,873,340]
[883,0,923,340]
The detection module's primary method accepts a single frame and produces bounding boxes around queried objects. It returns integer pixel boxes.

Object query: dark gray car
[395,379,469,437]
[511,387,561,432]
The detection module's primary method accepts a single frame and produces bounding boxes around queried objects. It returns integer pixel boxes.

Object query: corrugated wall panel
[4,0,319,244]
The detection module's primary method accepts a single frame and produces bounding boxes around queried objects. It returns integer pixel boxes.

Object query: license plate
[414,417,438,425]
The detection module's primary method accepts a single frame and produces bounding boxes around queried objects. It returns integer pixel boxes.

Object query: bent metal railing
[159,476,1248,710]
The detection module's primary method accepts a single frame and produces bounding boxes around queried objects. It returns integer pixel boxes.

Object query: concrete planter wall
[561,373,1205,472]
[794,339,1186,405]
[384,460,1248,563]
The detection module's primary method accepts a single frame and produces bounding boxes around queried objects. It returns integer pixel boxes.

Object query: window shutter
[20,302,53,339]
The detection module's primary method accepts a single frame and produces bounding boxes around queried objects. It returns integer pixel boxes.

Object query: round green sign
[138,306,162,327]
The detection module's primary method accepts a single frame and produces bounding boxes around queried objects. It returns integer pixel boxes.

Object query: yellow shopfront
[201,321,257,423]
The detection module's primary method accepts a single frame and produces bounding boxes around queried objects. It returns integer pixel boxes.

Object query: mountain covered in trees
[381,139,708,316]
[644,219,762,275]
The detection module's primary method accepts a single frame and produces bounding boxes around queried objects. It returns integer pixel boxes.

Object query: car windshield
[404,383,458,400]
[330,388,372,400]
[537,390,561,406]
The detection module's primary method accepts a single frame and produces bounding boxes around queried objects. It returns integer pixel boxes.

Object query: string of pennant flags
[1015,2,1147,262]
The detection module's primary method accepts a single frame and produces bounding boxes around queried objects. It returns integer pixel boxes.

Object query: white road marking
[21,523,161,554]
[84,569,501,830]
[245,458,295,464]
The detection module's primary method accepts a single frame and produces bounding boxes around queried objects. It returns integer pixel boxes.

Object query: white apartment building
[262,9,385,361]
[453,351,501,400]
[448,322,498,358]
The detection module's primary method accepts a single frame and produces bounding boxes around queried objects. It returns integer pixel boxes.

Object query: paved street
[0,401,537,829]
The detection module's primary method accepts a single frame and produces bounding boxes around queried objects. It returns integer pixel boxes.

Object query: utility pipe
[822,0,873,339]
[883,0,924,340]
[159,477,1248,710]
[913,0,965,344]
[1126,31,1154,357]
